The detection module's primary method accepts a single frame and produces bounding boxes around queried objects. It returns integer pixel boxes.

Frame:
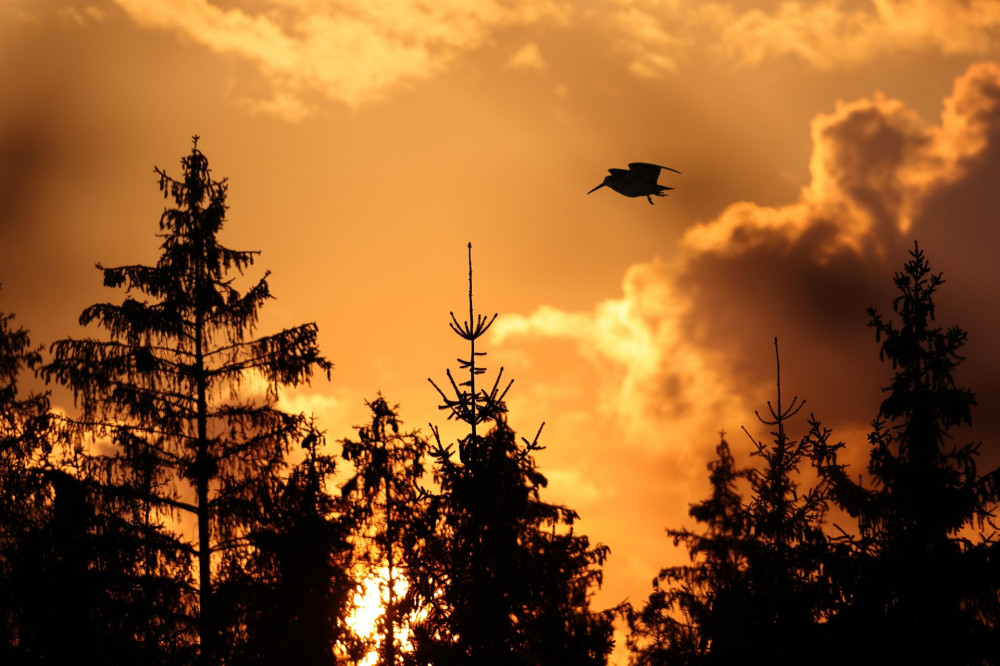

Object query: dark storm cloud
[677,61,1000,440]
[497,62,1000,456]
[911,64,1000,454]
[675,236,894,428]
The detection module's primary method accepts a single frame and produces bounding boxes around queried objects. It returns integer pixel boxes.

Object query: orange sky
[3,1,1000,662]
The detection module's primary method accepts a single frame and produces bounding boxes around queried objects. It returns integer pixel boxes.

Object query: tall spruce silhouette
[412,243,615,666]
[813,242,1000,663]
[341,396,429,666]
[737,340,835,663]
[42,138,332,664]
[630,341,836,665]
[627,435,749,666]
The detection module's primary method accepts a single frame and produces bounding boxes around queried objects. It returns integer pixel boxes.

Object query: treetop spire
[429,243,509,446]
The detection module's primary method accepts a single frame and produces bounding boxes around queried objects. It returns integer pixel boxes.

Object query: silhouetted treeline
[628,244,1000,665]
[3,141,999,666]
[0,141,616,666]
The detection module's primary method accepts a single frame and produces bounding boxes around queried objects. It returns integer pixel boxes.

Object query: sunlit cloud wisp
[111,0,570,116]
[613,0,1000,74]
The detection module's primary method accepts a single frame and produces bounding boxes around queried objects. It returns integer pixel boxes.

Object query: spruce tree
[42,138,332,664]
[627,436,750,666]
[630,341,836,665]
[0,301,50,532]
[341,396,429,666]
[220,424,355,666]
[814,242,1000,663]
[0,300,182,664]
[412,244,615,666]
[0,299,56,662]
[737,341,835,663]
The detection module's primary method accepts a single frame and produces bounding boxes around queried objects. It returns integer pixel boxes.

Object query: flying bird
[587,162,681,205]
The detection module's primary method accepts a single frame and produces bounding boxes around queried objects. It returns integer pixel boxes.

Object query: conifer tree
[0,300,183,664]
[736,341,835,663]
[0,300,56,662]
[0,302,50,529]
[42,138,332,664]
[220,424,355,666]
[630,341,836,665]
[412,244,615,666]
[341,396,429,666]
[627,436,750,666]
[814,242,1000,663]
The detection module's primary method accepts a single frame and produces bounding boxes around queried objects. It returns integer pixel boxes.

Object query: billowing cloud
[687,63,998,255]
[494,260,749,451]
[494,67,1000,634]
[495,62,1000,454]
[110,0,571,116]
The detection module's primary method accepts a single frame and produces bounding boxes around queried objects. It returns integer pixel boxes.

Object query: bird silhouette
[587,162,681,205]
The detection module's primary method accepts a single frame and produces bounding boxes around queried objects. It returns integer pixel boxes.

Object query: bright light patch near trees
[346,568,416,665]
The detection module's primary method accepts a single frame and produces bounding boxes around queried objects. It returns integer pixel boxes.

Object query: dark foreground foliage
[630,243,1000,665]
[2,140,996,665]
[0,143,615,666]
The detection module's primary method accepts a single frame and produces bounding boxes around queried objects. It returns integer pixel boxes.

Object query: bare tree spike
[742,338,805,450]
[427,243,507,443]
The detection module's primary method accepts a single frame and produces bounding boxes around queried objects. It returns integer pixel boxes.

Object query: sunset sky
[3,1,1000,661]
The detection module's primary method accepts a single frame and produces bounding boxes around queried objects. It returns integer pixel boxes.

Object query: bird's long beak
[587,183,605,194]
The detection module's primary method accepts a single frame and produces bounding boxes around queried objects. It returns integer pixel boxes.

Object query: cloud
[3,3,106,28]
[494,260,749,450]
[495,62,1000,451]
[903,62,1000,442]
[100,0,999,118]
[506,41,545,71]
[111,0,571,116]
[686,64,998,256]
[611,0,1000,74]
[610,2,690,77]
[544,466,614,508]
[57,5,107,26]
[75,0,1000,117]
[278,385,361,438]
[729,0,1000,68]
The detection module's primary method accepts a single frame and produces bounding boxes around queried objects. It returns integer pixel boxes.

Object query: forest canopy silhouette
[1,141,998,665]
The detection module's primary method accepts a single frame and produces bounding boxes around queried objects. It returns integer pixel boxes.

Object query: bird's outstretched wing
[608,168,629,176]
[628,162,681,180]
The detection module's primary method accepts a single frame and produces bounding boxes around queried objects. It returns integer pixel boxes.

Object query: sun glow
[346,569,416,666]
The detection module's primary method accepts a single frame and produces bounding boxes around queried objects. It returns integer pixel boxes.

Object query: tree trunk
[196,312,213,665]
